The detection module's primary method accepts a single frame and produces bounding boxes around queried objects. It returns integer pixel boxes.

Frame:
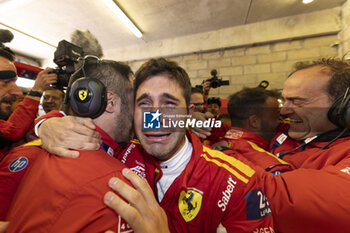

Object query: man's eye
[292,100,304,106]
[164,101,176,107]
[138,101,150,107]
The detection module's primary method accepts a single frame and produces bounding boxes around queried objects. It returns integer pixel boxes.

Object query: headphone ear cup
[328,95,350,128]
[69,77,107,118]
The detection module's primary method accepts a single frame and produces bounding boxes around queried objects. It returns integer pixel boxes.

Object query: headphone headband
[64,56,107,119]
[327,87,350,128]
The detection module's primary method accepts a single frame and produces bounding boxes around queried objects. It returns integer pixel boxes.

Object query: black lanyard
[271,131,318,158]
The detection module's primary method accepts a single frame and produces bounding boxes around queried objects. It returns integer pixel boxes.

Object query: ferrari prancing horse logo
[78,90,88,101]
[178,188,203,222]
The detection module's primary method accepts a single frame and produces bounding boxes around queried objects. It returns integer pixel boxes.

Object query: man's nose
[8,83,23,96]
[280,101,293,116]
[46,96,54,102]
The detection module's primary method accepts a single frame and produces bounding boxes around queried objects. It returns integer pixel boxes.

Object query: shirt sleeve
[0,97,39,141]
[216,152,275,233]
[260,159,350,233]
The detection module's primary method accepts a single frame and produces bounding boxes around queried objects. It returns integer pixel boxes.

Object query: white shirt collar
[157,136,193,201]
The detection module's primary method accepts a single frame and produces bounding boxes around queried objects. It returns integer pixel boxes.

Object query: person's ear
[247,115,260,129]
[189,104,195,115]
[105,91,117,113]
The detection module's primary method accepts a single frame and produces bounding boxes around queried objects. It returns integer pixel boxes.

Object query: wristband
[28,90,43,97]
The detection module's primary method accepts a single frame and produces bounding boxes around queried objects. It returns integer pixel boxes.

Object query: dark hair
[191,87,203,95]
[228,87,279,127]
[0,46,15,62]
[83,60,133,108]
[44,87,65,97]
[208,97,221,107]
[293,57,350,101]
[135,58,192,107]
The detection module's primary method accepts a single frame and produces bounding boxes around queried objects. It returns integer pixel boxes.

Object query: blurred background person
[226,88,281,145]
[0,34,57,158]
[206,97,221,119]
[42,87,64,113]
[211,87,291,174]
[190,87,205,113]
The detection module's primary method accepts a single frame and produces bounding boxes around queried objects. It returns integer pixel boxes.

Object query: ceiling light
[302,0,314,4]
[101,0,142,38]
[0,22,56,59]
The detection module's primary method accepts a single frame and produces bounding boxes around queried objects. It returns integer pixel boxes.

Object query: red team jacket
[223,127,291,174]
[262,125,350,233]
[0,97,39,158]
[2,113,274,232]
[4,126,135,233]
[6,109,350,232]
[142,132,274,233]
[202,121,230,146]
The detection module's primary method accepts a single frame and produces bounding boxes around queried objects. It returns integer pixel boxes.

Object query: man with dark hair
[0,46,57,157]
[108,57,350,233]
[42,87,64,113]
[127,58,274,232]
[3,59,137,233]
[32,58,274,232]
[32,57,350,233]
[206,97,221,118]
[201,96,230,146]
[214,87,291,174]
[227,88,281,144]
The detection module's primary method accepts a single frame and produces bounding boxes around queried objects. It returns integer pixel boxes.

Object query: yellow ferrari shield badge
[78,90,88,101]
[178,188,203,222]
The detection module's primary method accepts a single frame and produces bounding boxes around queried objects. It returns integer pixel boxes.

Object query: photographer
[0,30,57,158]
[196,69,229,106]
[193,70,230,145]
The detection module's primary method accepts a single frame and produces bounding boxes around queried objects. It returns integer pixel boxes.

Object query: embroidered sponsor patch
[341,167,350,175]
[178,188,203,222]
[118,215,133,232]
[217,176,237,211]
[245,188,272,220]
[225,129,243,139]
[8,157,28,172]
[271,171,281,175]
[276,133,287,144]
[130,165,146,179]
[253,227,275,233]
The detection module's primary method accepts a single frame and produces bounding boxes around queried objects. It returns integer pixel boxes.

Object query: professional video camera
[196,69,230,89]
[50,40,83,89]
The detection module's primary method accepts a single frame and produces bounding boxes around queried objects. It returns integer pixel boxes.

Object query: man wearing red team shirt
[107,58,350,233]
[217,87,291,174]
[3,59,138,233]
[0,46,57,158]
[26,58,275,233]
[31,57,350,233]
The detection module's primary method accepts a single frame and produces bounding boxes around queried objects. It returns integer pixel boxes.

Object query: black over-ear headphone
[64,56,107,119]
[327,87,350,128]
